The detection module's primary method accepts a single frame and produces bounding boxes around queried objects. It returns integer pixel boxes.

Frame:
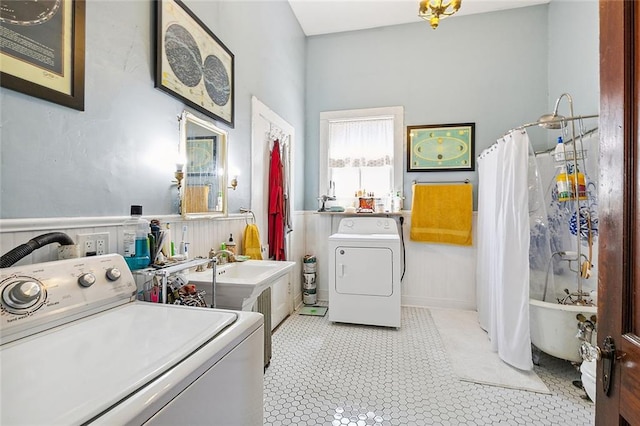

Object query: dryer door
[334,246,393,296]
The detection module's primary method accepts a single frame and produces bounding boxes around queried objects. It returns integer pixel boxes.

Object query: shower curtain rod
[534,126,599,156]
[412,179,470,185]
[514,114,599,131]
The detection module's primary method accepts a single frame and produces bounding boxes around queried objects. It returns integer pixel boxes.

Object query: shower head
[538,93,572,130]
[537,113,567,129]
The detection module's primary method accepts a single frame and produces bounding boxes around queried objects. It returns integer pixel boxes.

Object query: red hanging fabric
[268,139,286,260]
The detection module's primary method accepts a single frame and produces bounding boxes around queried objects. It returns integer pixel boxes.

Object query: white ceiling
[288,0,550,36]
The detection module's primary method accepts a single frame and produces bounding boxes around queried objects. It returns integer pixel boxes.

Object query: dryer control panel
[337,217,398,235]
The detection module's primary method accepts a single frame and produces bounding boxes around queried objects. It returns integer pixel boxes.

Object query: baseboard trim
[401,296,476,311]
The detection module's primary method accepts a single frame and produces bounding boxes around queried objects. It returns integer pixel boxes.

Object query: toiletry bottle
[553,136,565,162]
[219,242,227,265]
[216,191,223,211]
[179,225,189,257]
[162,223,172,257]
[227,234,237,257]
[122,205,150,270]
[574,166,587,200]
[556,166,573,201]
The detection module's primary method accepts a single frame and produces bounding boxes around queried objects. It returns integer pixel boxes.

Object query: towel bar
[412,179,470,185]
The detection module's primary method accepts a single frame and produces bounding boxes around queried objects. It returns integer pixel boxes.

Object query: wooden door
[597,1,640,424]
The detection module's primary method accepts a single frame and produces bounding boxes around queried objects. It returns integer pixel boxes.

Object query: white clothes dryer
[328,217,401,328]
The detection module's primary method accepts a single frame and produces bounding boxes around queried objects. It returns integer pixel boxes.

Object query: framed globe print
[156,0,234,128]
[0,0,85,110]
[407,123,475,172]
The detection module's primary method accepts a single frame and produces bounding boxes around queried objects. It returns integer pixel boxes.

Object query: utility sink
[186,260,295,311]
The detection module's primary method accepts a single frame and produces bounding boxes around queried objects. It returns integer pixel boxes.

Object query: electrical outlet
[96,239,106,255]
[77,233,110,257]
[85,240,96,255]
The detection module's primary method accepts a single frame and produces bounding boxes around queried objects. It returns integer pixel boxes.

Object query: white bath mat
[430,308,551,394]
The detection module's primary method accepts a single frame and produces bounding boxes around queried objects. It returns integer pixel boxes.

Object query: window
[319,106,404,208]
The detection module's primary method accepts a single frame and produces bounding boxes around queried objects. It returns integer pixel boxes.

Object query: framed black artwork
[0,0,85,110]
[156,0,235,128]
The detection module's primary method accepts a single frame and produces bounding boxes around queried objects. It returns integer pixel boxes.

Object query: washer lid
[0,303,237,426]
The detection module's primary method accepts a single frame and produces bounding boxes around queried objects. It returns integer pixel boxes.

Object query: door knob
[581,336,617,396]
[579,341,601,362]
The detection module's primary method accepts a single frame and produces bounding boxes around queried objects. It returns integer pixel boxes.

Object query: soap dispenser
[227,234,236,257]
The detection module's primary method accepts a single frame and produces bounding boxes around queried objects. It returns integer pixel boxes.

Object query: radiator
[254,286,272,368]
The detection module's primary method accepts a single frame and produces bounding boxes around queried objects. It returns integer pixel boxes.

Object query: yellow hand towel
[410,184,473,246]
[243,223,263,260]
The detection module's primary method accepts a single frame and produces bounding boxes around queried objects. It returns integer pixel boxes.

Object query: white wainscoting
[0,215,249,265]
[0,213,305,315]
[0,211,475,311]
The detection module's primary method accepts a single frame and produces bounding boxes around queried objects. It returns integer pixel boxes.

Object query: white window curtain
[328,118,393,197]
[328,118,393,168]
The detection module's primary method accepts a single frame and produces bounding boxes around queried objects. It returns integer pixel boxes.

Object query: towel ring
[240,208,256,225]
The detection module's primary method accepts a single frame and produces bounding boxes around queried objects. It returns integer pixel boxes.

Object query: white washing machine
[329,217,401,328]
[0,254,264,426]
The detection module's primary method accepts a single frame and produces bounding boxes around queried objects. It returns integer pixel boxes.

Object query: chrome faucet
[208,249,235,267]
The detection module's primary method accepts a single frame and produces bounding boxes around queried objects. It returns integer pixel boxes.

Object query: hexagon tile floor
[263,306,594,426]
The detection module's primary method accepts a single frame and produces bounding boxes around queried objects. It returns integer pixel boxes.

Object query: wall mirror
[179,110,228,218]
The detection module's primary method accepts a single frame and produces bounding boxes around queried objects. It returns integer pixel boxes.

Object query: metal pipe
[514,114,599,131]
[537,93,590,302]
[534,126,598,156]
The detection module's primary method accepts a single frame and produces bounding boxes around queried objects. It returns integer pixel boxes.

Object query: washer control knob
[3,280,42,309]
[78,273,96,288]
[105,267,121,281]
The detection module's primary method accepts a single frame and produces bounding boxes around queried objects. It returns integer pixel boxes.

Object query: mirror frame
[179,110,228,218]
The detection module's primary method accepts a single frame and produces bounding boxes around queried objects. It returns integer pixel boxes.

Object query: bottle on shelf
[556,165,573,202]
[216,191,223,211]
[122,205,150,270]
[554,136,565,162]
[574,167,587,200]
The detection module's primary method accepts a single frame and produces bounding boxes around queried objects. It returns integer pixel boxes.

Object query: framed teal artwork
[407,123,475,172]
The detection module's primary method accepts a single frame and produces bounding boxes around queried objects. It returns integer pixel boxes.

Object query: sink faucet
[208,249,235,267]
[317,194,336,212]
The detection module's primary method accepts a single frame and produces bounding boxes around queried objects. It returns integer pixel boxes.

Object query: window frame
[319,106,404,199]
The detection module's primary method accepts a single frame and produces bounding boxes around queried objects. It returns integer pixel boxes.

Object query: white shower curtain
[476,129,533,371]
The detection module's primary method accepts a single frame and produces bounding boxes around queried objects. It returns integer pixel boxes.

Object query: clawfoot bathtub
[529,298,596,363]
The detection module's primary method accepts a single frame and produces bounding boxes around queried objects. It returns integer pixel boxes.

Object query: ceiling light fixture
[419,0,461,29]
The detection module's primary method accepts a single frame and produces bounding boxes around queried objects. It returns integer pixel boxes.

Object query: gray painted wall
[0,0,599,218]
[548,0,599,117]
[542,0,599,149]
[0,0,305,219]
[304,2,599,210]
